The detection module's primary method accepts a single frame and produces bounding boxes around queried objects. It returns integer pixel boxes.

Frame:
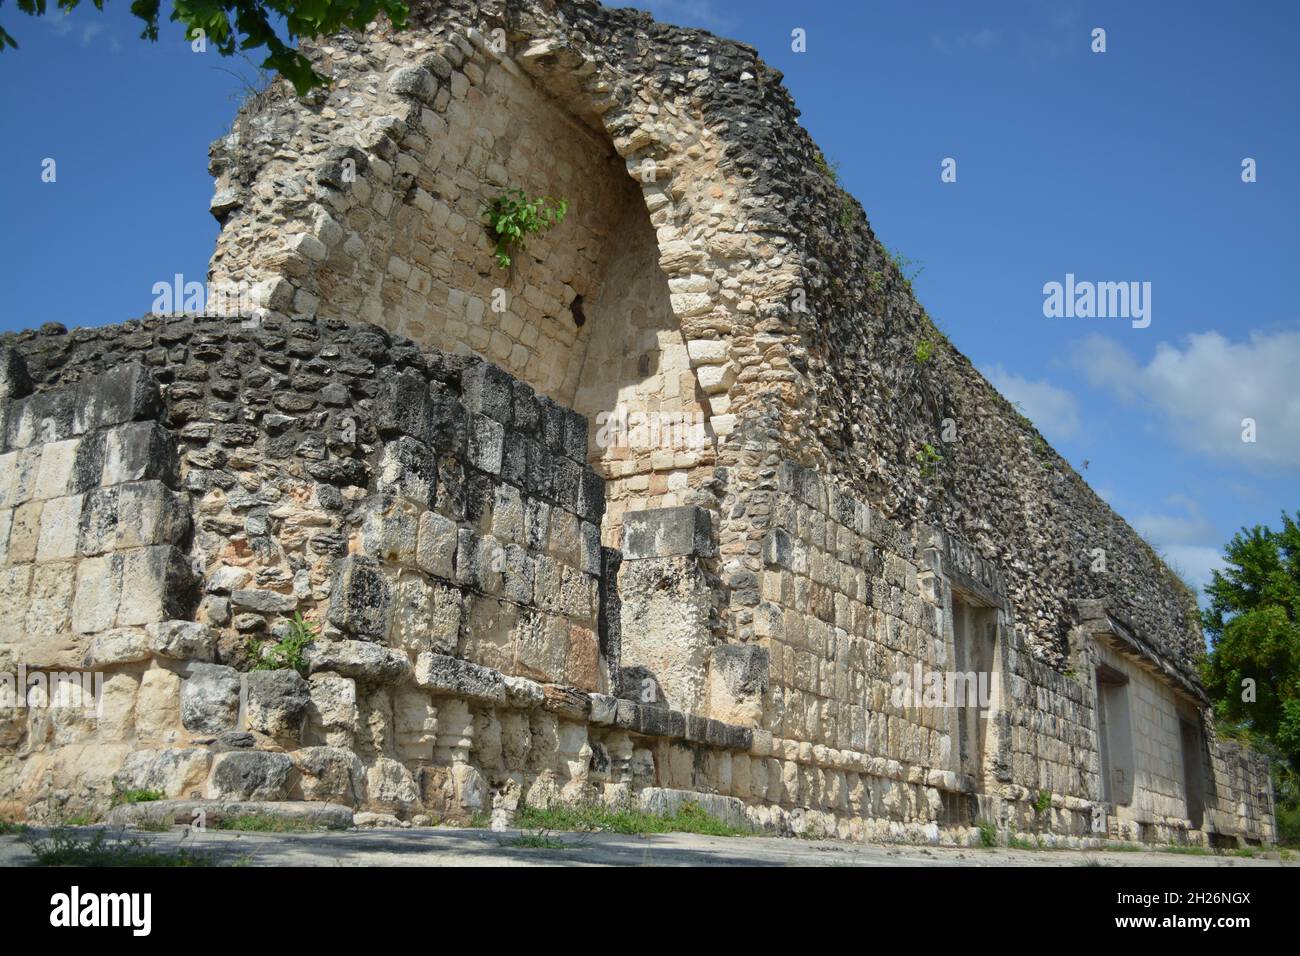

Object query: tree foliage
[0,0,409,93]
[1201,511,1300,841]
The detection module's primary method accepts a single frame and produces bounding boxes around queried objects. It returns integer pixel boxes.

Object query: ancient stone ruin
[0,0,1275,846]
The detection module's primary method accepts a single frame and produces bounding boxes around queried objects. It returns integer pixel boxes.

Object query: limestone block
[468,414,504,474]
[293,746,365,806]
[326,555,392,640]
[180,663,241,734]
[377,436,437,509]
[416,510,458,579]
[245,669,310,744]
[101,422,177,487]
[8,500,41,563]
[113,748,211,799]
[362,499,421,567]
[306,640,411,683]
[79,481,189,555]
[210,751,294,801]
[116,545,195,626]
[33,439,79,501]
[136,667,183,743]
[390,573,461,656]
[365,756,419,812]
[35,493,82,562]
[306,671,358,749]
[87,626,151,665]
[621,506,714,559]
[413,652,506,703]
[617,556,714,713]
[146,620,217,661]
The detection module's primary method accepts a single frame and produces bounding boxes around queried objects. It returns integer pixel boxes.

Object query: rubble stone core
[0,0,1275,847]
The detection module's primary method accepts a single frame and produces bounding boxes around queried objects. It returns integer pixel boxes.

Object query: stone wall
[0,0,1277,846]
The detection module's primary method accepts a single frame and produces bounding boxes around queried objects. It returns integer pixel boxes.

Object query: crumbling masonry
[0,0,1275,846]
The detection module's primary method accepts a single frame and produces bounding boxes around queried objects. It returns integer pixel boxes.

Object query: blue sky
[2,1,1296,601]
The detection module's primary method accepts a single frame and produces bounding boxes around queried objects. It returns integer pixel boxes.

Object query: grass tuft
[214,813,323,833]
[514,800,751,837]
[22,827,210,867]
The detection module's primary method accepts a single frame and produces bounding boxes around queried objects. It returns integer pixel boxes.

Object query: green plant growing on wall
[248,612,317,675]
[916,442,942,478]
[887,245,924,291]
[914,338,934,364]
[813,150,857,229]
[484,189,569,269]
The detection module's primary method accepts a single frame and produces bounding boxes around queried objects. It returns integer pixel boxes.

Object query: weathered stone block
[306,639,410,683]
[376,436,437,509]
[416,510,457,579]
[210,751,294,801]
[293,746,365,805]
[461,359,513,425]
[117,545,196,626]
[375,367,435,445]
[0,345,32,400]
[180,663,240,734]
[146,620,217,661]
[621,506,715,559]
[112,748,211,799]
[326,555,391,640]
[245,669,310,743]
[79,481,189,555]
[467,414,504,474]
[101,423,178,487]
[87,626,151,666]
[413,652,506,702]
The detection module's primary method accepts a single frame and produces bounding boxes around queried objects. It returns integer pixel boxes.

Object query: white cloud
[1073,328,1300,472]
[982,363,1081,440]
[1158,544,1224,596]
[1132,496,1224,598]
[1133,494,1215,545]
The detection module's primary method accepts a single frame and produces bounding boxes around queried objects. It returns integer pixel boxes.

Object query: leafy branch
[483,189,569,270]
[1,0,411,94]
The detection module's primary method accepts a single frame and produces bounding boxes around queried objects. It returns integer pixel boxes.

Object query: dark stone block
[562,407,588,462]
[427,382,467,456]
[551,456,581,513]
[512,379,540,434]
[326,555,392,640]
[106,422,180,488]
[0,346,32,400]
[577,465,605,524]
[599,547,622,691]
[621,506,715,559]
[306,456,369,487]
[711,642,770,698]
[211,751,293,801]
[375,367,434,444]
[92,362,162,429]
[539,395,566,452]
[460,358,513,426]
[525,438,553,499]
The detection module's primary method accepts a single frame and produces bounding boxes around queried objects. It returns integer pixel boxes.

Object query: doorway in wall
[950,594,998,783]
[1178,715,1206,829]
[1096,664,1135,806]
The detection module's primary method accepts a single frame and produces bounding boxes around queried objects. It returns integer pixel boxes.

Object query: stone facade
[0,0,1275,846]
